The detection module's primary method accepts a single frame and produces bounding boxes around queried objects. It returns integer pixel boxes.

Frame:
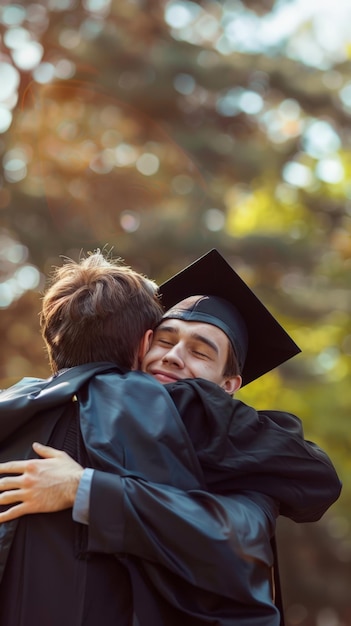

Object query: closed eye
[192,348,211,359]
[157,339,174,347]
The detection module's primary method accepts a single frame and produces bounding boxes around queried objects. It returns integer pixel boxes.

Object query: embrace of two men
[0,249,341,626]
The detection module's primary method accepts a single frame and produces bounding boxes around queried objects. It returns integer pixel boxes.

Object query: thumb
[32,442,64,459]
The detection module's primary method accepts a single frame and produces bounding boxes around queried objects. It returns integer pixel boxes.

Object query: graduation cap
[159,249,301,386]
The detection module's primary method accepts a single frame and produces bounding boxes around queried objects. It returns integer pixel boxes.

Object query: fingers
[0,502,28,523]
[0,455,49,476]
[0,446,83,520]
[32,442,66,459]
[0,445,68,477]
[0,459,29,475]
[0,475,22,491]
[0,487,23,505]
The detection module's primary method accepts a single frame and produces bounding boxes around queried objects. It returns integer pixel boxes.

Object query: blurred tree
[0,1,350,624]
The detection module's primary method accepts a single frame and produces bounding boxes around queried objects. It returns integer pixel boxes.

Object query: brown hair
[222,341,241,378]
[40,251,163,373]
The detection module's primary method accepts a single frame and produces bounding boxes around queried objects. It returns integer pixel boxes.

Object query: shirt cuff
[72,467,94,524]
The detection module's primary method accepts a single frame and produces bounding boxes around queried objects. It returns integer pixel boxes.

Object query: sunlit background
[0,1,350,624]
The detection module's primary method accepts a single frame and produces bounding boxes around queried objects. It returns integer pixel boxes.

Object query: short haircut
[222,341,241,378]
[40,251,163,372]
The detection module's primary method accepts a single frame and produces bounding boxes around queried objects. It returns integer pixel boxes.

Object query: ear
[221,375,242,396]
[137,329,153,366]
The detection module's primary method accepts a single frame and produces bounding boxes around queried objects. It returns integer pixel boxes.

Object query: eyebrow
[156,324,219,355]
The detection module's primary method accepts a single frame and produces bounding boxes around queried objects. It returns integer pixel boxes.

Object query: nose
[161,344,184,368]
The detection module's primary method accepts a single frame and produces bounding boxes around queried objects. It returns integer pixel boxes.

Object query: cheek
[143,346,164,367]
[196,362,223,383]
[141,350,153,371]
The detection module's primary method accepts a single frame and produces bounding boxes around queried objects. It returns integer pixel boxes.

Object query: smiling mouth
[150,370,182,383]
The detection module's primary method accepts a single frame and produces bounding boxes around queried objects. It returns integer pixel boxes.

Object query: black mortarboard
[159,249,301,386]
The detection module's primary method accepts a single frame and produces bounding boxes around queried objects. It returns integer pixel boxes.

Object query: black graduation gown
[0,387,134,626]
[165,378,341,522]
[0,364,341,625]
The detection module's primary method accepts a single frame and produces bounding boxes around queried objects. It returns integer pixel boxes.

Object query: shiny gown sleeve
[165,379,342,522]
[89,470,277,594]
[0,368,280,624]
[90,476,280,624]
[76,372,279,620]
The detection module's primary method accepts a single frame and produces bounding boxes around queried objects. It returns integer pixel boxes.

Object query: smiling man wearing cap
[142,250,339,525]
[145,301,242,393]
[0,249,341,626]
[156,248,301,387]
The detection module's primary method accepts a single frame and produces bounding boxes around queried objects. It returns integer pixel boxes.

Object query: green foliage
[0,1,350,622]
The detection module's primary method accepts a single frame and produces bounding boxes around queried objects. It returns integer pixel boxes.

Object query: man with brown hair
[0,250,341,626]
[0,250,172,625]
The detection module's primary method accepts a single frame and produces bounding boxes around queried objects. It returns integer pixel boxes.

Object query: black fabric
[89,471,279,626]
[0,392,134,626]
[0,365,341,626]
[271,536,285,626]
[165,378,341,522]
